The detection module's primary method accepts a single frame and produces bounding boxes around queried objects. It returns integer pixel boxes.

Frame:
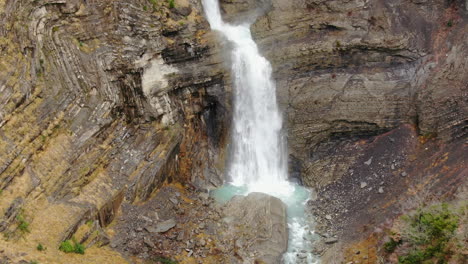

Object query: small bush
[37,243,45,251]
[383,238,402,253]
[16,213,30,233]
[168,0,175,9]
[447,20,453,27]
[74,242,85,254]
[59,240,75,253]
[59,239,85,254]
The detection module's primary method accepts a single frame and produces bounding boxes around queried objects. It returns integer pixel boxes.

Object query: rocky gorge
[0,0,467,264]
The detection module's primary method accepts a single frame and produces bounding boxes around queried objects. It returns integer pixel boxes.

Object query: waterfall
[202,0,319,263]
[202,0,292,196]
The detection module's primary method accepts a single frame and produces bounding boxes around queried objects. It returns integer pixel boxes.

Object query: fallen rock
[155,219,177,233]
[325,237,338,244]
[144,226,158,233]
[223,192,288,264]
[169,197,179,205]
[360,182,367,188]
[364,157,373,166]
[143,237,155,248]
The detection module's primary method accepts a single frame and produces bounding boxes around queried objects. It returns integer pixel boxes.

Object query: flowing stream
[201,0,319,263]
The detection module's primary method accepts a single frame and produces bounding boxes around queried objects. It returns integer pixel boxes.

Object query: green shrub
[447,20,453,27]
[59,240,75,253]
[405,203,458,245]
[59,239,85,254]
[168,0,175,9]
[16,213,30,233]
[395,203,461,264]
[74,242,85,254]
[383,238,402,253]
[37,243,45,251]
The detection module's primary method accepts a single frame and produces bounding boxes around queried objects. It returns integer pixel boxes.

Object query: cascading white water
[203,0,291,195]
[202,0,319,263]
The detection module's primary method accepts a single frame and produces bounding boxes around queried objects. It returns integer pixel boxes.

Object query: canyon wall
[0,0,231,262]
[0,0,466,263]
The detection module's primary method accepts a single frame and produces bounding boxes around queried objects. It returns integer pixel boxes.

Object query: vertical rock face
[0,0,230,261]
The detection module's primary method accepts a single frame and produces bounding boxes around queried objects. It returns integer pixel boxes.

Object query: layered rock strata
[0,0,230,262]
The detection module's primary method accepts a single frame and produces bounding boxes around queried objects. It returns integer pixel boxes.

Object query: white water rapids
[202,0,319,263]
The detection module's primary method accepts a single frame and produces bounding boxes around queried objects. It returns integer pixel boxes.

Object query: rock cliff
[0,0,231,262]
[0,0,466,263]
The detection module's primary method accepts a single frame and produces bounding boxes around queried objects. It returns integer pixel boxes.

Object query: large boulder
[222,192,288,264]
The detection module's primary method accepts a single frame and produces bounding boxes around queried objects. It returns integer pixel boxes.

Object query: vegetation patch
[168,0,175,9]
[16,212,30,233]
[36,243,45,251]
[383,203,465,264]
[383,238,402,253]
[59,239,85,254]
[153,256,178,264]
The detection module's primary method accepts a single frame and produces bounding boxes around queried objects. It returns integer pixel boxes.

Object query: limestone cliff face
[0,0,230,262]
